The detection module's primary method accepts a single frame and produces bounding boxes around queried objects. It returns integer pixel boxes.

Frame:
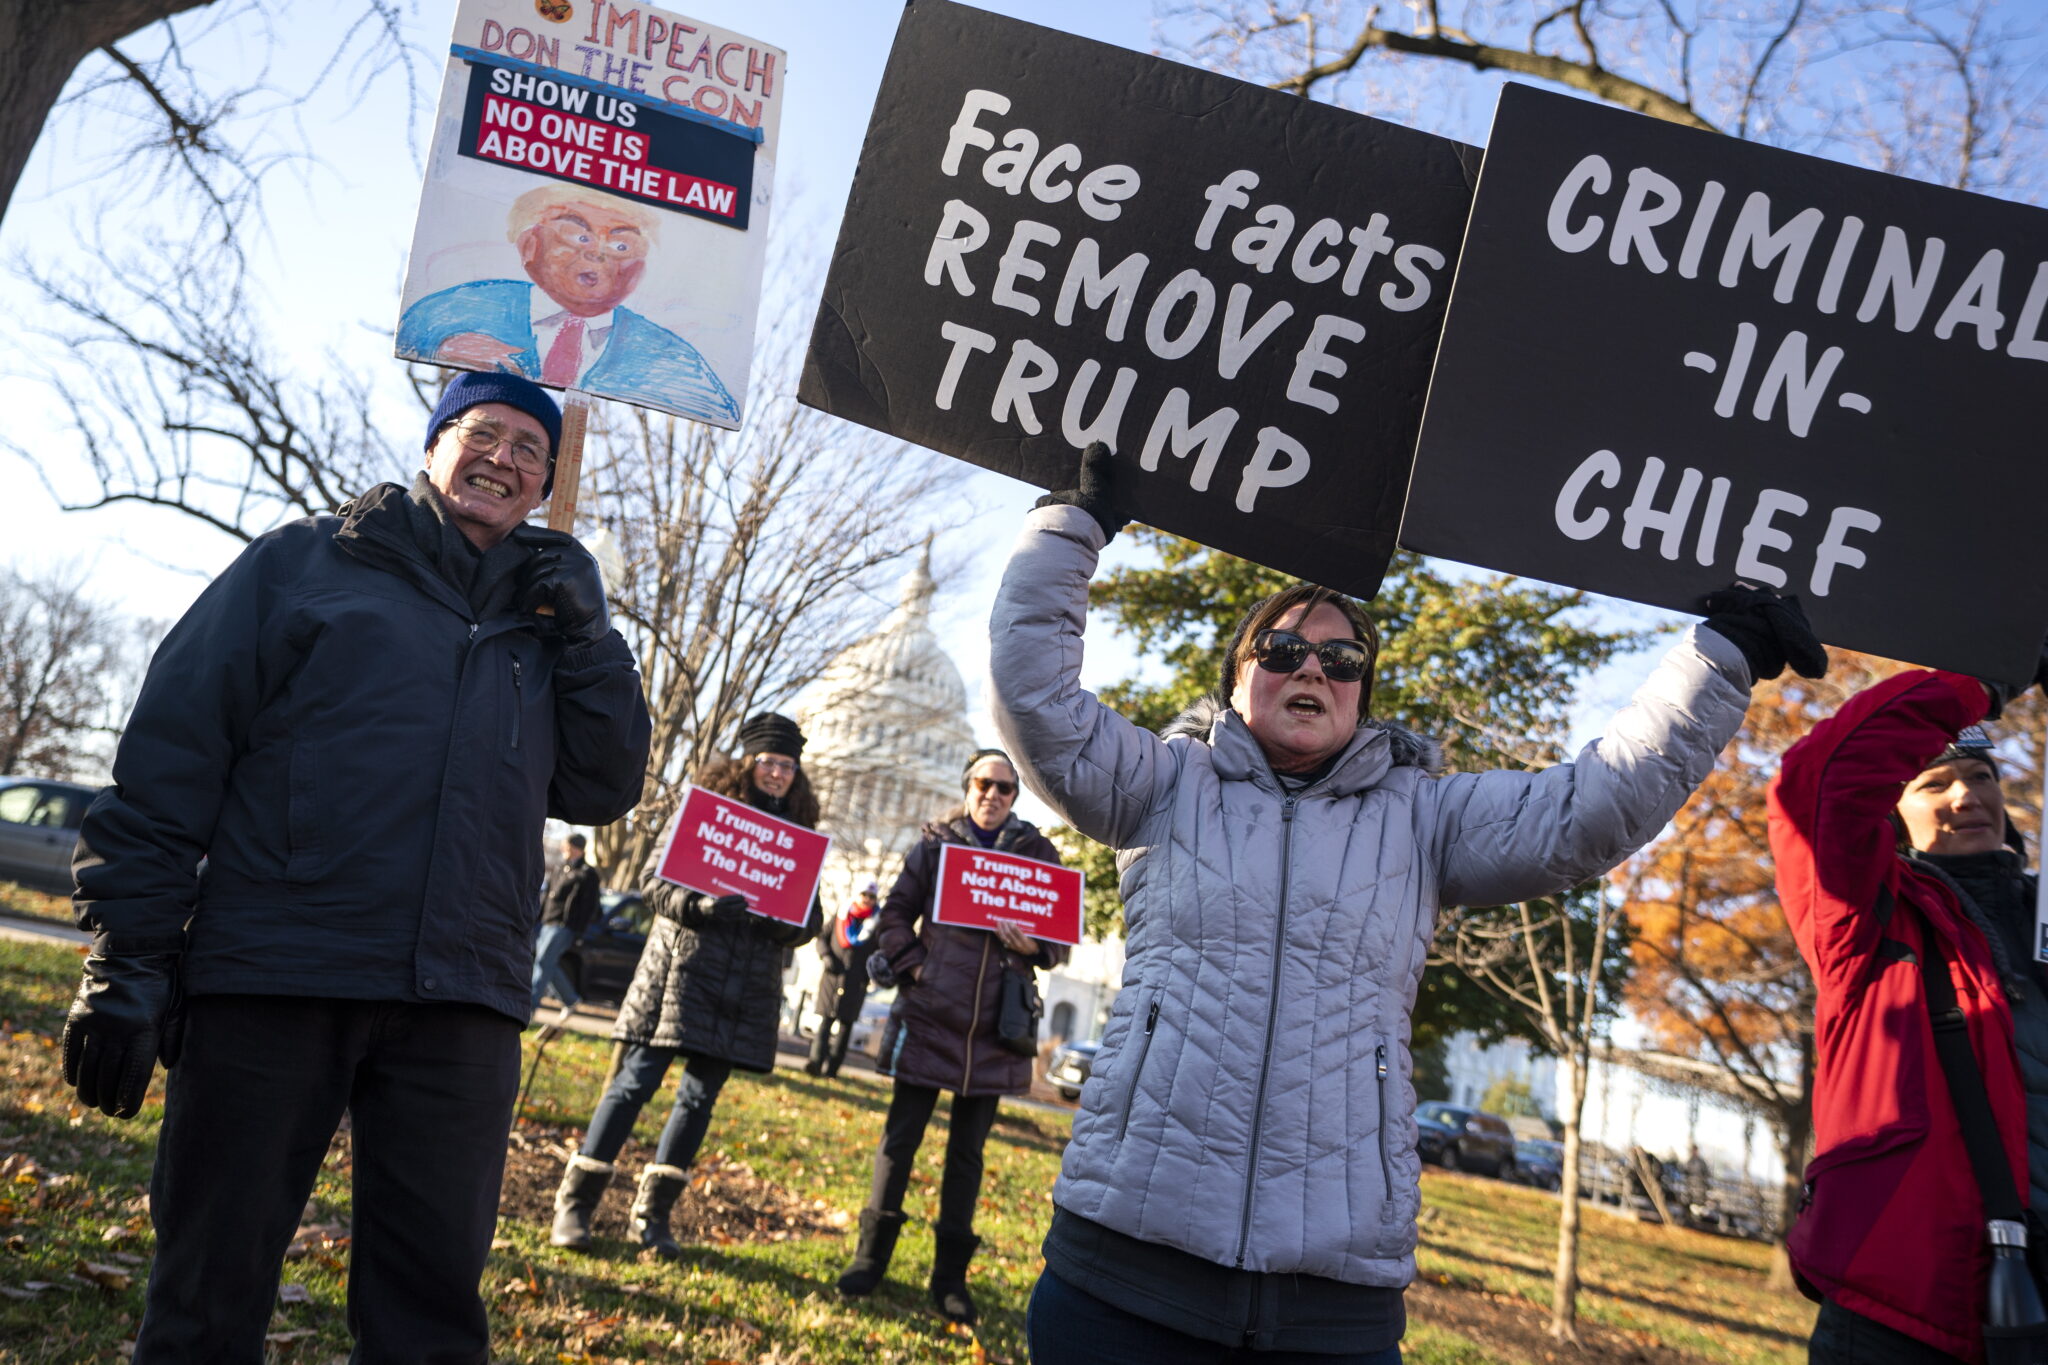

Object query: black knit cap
[739,712,804,760]
[961,747,1013,790]
[425,371,564,498]
[1928,725,1999,777]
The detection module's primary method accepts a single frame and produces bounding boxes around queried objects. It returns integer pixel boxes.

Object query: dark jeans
[1029,1271,1404,1364]
[580,1044,733,1168]
[529,922,580,1015]
[1809,1300,1969,1365]
[867,1080,999,1235]
[809,1016,853,1075]
[135,995,520,1365]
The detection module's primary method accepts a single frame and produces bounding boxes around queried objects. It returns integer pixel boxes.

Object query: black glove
[666,891,750,927]
[1034,441,1128,543]
[518,530,609,648]
[866,952,897,988]
[1976,638,2048,720]
[1699,582,1827,682]
[61,947,182,1120]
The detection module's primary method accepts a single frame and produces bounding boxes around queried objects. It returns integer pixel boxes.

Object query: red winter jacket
[1769,669,2029,1362]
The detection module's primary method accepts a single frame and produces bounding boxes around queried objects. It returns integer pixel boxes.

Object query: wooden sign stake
[547,388,592,533]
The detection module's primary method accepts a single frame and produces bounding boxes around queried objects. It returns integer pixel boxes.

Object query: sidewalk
[0,909,89,946]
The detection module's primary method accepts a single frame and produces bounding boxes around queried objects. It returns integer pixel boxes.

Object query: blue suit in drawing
[397,280,740,425]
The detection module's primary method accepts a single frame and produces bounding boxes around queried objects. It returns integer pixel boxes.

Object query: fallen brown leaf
[74,1260,133,1291]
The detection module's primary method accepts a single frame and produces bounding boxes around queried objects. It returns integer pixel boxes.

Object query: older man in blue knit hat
[60,371,653,1361]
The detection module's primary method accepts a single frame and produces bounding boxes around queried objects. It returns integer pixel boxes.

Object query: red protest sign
[931,844,1083,947]
[653,784,830,927]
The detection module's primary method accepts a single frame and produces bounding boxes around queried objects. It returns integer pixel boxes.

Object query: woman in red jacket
[1771,667,2041,1363]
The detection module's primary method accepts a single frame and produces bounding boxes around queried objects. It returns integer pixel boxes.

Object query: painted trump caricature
[398,184,740,425]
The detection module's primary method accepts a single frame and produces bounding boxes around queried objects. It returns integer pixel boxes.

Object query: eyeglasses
[970,776,1018,797]
[449,418,551,476]
[1251,629,1372,684]
[753,755,797,776]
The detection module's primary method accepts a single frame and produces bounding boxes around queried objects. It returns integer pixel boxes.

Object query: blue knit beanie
[425,372,564,497]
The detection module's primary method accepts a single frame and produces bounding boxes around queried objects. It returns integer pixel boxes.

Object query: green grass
[1414,1162,1812,1365]
[0,936,1816,1363]
[0,881,72,925]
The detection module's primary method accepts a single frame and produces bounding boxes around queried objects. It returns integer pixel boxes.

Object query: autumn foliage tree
[1434,881,1630,1343]
[1619,649,1909,1287]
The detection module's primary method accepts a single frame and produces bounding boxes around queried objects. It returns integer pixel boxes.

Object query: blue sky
[0,0,1684,782]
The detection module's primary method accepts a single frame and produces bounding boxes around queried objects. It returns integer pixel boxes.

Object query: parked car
[0,778,97,895]
[796,984,895,1038]
[847,993,895,1060]
[1046,1039,1099,1101]
[1509,1137,1565,1191]
[1413,1102,1517,1177]
[553,890,650,1008]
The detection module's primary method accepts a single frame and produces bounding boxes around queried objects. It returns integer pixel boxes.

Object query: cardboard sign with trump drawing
[396,0,784,428]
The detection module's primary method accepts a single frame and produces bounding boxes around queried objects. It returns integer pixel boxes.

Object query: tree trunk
[1768,1099,1814,1293]
[1551,1048,1590,1342]
[0,1,218,224]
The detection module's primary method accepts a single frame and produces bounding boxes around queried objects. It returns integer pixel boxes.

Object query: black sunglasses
[1252,629,1372,684]
[970,776,1018,796]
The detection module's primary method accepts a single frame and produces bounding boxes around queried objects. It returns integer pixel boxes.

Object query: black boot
[805,1023,831,1076]
[630,1163,689,1260]
[929,1227,981,1326]
[549,1154,613,1251]
[835,1208,906,1297]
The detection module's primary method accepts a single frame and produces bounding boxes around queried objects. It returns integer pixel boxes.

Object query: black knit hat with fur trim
[738,712,804,760]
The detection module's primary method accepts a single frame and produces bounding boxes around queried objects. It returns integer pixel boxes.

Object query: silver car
[0,778,96,894]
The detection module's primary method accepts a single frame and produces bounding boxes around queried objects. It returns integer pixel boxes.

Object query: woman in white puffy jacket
[994,447,1819,1363]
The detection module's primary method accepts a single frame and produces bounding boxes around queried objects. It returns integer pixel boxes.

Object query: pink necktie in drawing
[541,317,585,387]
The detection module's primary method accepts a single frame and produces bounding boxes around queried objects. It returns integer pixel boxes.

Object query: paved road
[0,911,89,946]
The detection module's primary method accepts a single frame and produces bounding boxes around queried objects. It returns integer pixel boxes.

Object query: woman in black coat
[550,713,819,1257]
[836,748,1069,1326]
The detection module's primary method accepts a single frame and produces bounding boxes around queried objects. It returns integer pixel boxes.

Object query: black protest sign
[799,0,1477,600]
[1401,83,2048,682]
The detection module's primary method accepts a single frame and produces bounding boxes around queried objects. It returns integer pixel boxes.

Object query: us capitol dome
[796,542,979,911]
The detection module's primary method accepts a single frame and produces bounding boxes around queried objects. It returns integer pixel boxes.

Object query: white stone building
[796,546,978,916]
[1439,1031,1791,1187]
[783,547,1124,1043]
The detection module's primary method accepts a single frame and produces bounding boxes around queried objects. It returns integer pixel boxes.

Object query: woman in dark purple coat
[834,748,1070,1326]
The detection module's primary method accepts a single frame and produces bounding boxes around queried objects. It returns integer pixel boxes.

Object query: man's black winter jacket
[539,858,602,935]
[72,487,652,1021]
